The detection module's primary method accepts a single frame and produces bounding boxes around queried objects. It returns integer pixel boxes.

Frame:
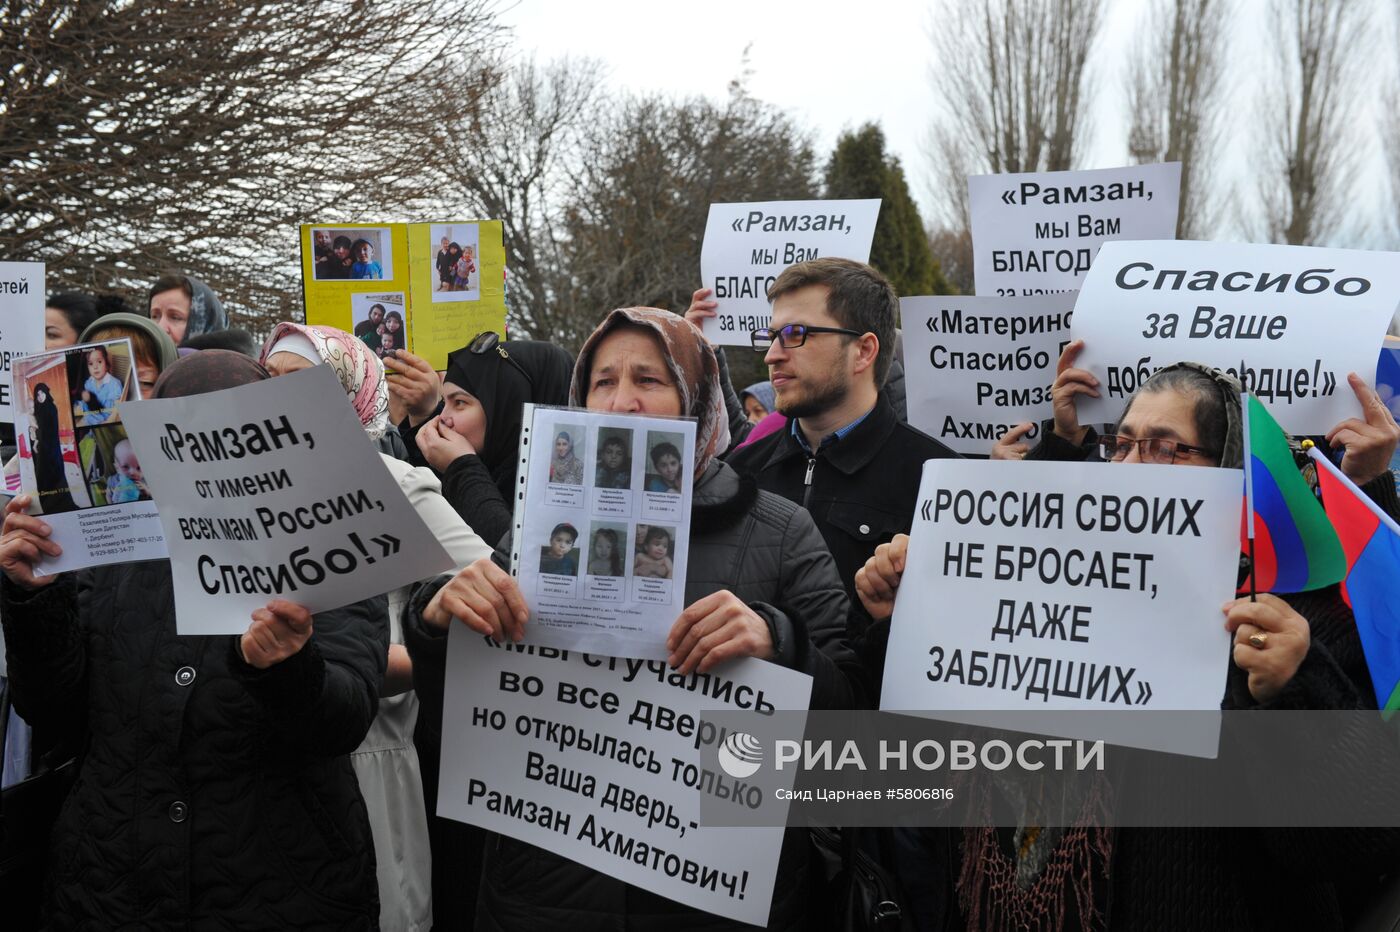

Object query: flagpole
[1242,393,1257,603]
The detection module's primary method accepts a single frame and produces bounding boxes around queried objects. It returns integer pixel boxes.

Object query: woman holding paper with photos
[0,352,389,930]
[857,342,1400,932]
[405,307,864,930]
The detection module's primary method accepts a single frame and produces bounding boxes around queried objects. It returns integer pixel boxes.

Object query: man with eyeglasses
[724,257,957,636]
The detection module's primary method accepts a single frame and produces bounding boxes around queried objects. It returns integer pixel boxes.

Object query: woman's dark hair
[47,292,101,335]
[148,274,193,307]
[181,328,258,358]
[649,441,681,468]
[385,310,402,323]
[550,522,578,542]
[1121,367,1229,456]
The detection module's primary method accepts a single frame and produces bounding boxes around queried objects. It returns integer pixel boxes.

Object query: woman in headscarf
[260,322,492,932]
[148,273,228,346]
[404,307,865,930]
[0,351,389,929]
[413,334,574,549]
[856,342,1400,932]
[28,382,77,514]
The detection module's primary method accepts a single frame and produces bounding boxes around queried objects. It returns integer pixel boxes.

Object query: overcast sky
[501,0,1393,248]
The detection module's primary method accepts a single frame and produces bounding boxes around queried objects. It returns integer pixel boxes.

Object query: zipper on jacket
[803,457,816,509]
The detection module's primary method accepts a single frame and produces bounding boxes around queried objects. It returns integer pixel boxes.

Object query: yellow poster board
[300,220,506,370]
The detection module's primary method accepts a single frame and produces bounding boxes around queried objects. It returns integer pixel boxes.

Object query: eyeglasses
[1097,434,1219,465]
[468,331,533,390]
[750,324,865,352]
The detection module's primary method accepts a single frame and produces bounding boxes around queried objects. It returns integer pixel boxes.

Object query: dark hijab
[153,350,269,399]
[443,339,573,495]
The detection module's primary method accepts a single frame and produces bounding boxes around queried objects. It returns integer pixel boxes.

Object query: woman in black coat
[405,307,865,930]
[0,352,389,931]
[29,382,77,514]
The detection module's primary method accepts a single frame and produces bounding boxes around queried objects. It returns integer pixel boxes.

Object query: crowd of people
[1,255,1398,932]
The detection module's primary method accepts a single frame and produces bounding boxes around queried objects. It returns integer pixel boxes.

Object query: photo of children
[632,524,675,580]
[350,292,407,358]
[79,424,150,507]
[310,227,394,282]
[586,522,628,577]
[643,431,686,494]
[538,522,580,577]
[594,427,633,489]
[430,222,481,302]
[72,343,131,427]
[14,355,92,514]
[548,427,585,485]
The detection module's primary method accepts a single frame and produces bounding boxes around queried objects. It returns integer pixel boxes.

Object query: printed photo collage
[13,339,148,516]
[533,417,691,607]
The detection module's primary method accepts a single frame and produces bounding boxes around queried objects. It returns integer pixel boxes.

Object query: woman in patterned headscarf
[259,322,491,932]
[403,307,865,931]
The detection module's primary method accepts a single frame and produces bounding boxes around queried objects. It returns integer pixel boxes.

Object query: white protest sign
[121,364,454,635]
[969,163,1181,297]
[12,339,168,574]
[699,199,881,347]
[880,459,1239,757]
[1072,240,1400,434]
[902,293,1075,454]
[440,634,812,926]
[511,405,697,661]
[0,262,49,424]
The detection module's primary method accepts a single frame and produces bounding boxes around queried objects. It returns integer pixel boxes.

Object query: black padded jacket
[0,561,388,931]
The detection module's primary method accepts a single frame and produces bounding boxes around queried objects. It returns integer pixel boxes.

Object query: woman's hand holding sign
[1326,372,1400,486]
[666,591,774,675]
[423,558,528,643]
[1051,339,1098,445]
[0,495,60,590]
[240,600,315,669]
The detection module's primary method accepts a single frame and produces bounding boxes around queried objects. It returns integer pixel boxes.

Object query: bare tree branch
[1253,0,1370,245]
[1126,0,1232,238]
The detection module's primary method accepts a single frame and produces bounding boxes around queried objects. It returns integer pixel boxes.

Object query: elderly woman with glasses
[855,339,1400,932]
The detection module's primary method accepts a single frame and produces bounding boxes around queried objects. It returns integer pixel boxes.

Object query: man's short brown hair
[767,257,898,385]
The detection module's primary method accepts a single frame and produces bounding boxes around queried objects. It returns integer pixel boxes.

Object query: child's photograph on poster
[643,431,686,494]
[594,427,633,490]
[79,424,150,507]
[538,522,580,577]
[632,524,675,580]
[431,222,481,302]
[311,226,393,281]
[350,292,407,358]
[585,521,628,578]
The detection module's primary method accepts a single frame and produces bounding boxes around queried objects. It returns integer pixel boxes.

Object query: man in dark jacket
[725,257,957,636]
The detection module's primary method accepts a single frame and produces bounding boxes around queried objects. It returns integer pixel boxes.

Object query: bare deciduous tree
[1,0,503,330]
[1126,0,1232,238]
[435,57,606,346]
[925,0,1105,231]
[1254,0,1370,245]
[557,79,818,349]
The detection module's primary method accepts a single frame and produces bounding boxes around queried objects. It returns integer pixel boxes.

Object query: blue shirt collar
[791,407,873,454]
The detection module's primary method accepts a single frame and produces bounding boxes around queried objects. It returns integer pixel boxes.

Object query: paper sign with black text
[120,364,454,635]
[510,405,697,661]
[12,339,168,574]
[699,199,881,347]
[1071,240,1400,434]
[903,293,1075,454]
[969,163,1181,297]
[438,633,813,926]
[0,261,49,425]
[880,459,1239,757]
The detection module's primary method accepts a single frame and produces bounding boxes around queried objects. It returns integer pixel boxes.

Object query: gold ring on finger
[1248,632,1268,649]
